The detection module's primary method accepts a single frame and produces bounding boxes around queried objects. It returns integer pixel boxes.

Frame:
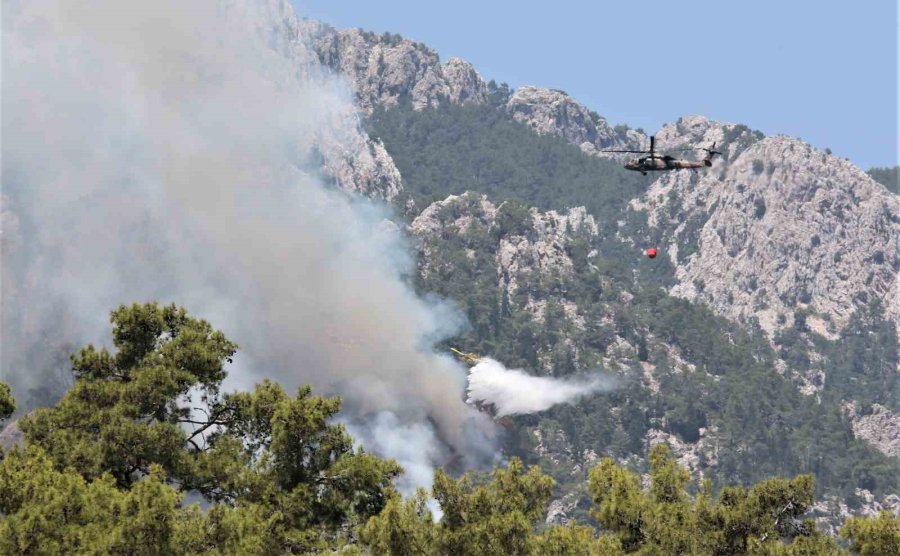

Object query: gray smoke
[1,0,497,484]
[467,358,616,417]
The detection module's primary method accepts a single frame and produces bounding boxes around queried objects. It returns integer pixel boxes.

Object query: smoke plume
[1,0,497,488]
[467,358,616,417]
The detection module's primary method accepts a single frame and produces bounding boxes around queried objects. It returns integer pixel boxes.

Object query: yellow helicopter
[450,348,481,365]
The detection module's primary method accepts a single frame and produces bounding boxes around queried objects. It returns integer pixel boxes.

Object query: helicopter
[450,347,481,365]
[603,136,722,175]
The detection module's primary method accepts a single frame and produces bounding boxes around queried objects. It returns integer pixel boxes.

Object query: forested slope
[366,100,900,521]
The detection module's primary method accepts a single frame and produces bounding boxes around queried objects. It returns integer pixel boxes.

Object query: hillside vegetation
[1,303,896,554]
[368,102,899,506]
[367,95,651,232]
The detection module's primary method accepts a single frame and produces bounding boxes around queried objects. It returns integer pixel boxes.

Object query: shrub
[754,197,767,219]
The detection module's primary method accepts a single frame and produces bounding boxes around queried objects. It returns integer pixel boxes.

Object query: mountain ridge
[301,18,898,342]
[292,15,899,525]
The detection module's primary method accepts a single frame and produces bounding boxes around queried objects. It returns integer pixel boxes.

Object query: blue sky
[292,0,898,169]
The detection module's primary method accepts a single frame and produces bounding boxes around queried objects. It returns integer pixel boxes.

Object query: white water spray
[466,358,616,417]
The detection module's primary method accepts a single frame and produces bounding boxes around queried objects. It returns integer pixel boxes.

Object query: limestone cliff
[257,6,406,199]
[410,193,597,297]
[301,20,488,112]
[631,116,899,337]
[505,86,644,154]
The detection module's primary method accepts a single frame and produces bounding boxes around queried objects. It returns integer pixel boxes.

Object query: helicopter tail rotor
[702,142,722,165]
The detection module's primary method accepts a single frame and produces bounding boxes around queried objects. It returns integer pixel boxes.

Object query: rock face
[294,16,650,197]
[812,490,900,536]
[441,58,490,105]
[545,494,581,526]
[302,21,645,157]
[303,21,488,112]
[408,193,499,257]
[0,416,27,452]
[244,5,406,200]
[298,13,900,337]
[287,13,898,527]
[646,427,719,480]
[315,125,403,200]
[632,116,900,336]
[410,194,598,295]
[497,206,598,296]
[845,403,900,458]
[506,86,644,154]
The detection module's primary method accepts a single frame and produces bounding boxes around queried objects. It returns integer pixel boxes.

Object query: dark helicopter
[603,136,721,175]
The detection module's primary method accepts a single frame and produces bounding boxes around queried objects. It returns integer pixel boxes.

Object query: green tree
[841,511,900,556]
[360,488,436,555]
[0,382,14,459]
[5,303,401,553]
[589,444,837,555]
[0,447,187,554]
[432,458,553,555]
[2,302,896,554]
[362,458,620,555]
[0,383,14,422]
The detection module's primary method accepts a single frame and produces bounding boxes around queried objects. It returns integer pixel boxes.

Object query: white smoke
[343,412,444,495]
[1,0,496,486]
[467,358,616,417]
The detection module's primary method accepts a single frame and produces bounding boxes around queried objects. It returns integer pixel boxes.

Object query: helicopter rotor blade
[600,149,650,153]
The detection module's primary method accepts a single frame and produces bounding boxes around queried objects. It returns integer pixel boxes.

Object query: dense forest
[0,303,896,554]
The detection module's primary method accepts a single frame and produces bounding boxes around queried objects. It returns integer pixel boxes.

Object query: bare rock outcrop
[506,86,644,154]
[0,416,27,452]
[646,427,719,479]
[246,5,407,200]
[410,194,598,295]
[497,205,598,296]
[812,490,900,536]
[304,22,488,112]
[844,403,900,458]
[315,123,403,200]
[441,57,490,105]
[632,117,900,336]
[545,493,581,526]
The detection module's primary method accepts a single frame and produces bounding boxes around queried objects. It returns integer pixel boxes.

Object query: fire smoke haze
[1,0,496,486]
[467,358,616,417]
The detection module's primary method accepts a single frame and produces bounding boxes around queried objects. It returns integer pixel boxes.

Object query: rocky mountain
[304,13,900,506]
[283,5,899,529]
[5,1,896,548]
[505,86,645,153]
[411,194,598,298]
[300,20,488,111]
[248,3,405,200]
[844,402,900,459]
[300,15,898,342]
[315,127,403,200]
[403,186,898,527]
[631,115,900,339]
[300,18,643,155]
